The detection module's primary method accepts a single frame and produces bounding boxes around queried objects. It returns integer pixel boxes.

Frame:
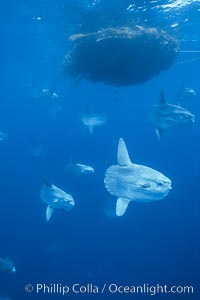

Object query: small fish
[176,84,197,103]
[0,258,16,273]
[104,138,172,216]
[40,178,75,222]
[150,90,195,140]
[0,131,8,141]
[30,137,45,160]
[31,84,63,119]
[66,162,95,175]
[31,83,59,104]
[81,112,106,135]
[40,88,59,100]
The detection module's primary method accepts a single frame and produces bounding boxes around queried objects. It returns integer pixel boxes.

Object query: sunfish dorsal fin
[117,138,131,166]
[159,90,167,105]
[116,197,131,216]
[85,105,91,113]
[43,177,52,187]
[46,205,54,222]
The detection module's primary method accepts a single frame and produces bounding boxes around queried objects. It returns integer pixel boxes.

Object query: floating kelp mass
[64,26,179,86]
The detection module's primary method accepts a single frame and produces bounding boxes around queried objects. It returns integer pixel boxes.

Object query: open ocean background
[0,0,200,299]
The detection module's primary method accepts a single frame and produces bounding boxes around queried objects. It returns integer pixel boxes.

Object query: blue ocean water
[1,0,200,299]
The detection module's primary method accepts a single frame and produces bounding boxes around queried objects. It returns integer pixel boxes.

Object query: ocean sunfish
[150,90,195,140]
[0,131,8,141]
[81,112,106,135]
[40,178,75,221]
[104,138,172,216]
[0,257,16,273]
[30,137,45,160]
[66,162,95,175]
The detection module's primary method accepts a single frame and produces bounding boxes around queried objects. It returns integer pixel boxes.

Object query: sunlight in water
[161,0,200,11]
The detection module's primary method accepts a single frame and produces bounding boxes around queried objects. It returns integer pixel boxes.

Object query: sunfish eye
[174,115,181,121]
[157,182,163,186]
[141,183,150,188]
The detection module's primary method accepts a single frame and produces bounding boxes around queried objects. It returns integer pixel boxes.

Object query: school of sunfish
[0,87,195,226]
[1,2,199,300]
[0,82,196,300]
[35,86,196,223]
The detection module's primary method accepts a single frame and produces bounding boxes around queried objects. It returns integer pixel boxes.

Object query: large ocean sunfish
[104,138,172,216]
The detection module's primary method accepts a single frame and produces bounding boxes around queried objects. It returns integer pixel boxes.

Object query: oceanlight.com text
[25,283,194,296]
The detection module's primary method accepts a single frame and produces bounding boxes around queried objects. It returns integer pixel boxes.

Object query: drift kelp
[64,26,178,86]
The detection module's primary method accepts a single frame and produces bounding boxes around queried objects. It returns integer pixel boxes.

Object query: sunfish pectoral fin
[116,197,131,216]
[46,205,54,222]
[155,128,164,140]
[159,90,167,105]
[117,138,132,166]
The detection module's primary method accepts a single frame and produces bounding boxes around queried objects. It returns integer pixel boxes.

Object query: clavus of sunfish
[40,178,75,222]
[104,138,172,217]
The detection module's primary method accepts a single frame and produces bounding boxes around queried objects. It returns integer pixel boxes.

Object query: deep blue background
[0,1,200,299]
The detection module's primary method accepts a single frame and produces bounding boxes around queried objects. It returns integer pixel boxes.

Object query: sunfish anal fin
[116,197,131,216]
[159,90,167,105]
[46,205,54,222]
[117,138,131,166]
[155,128,164,140]
[88,125,93,135]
